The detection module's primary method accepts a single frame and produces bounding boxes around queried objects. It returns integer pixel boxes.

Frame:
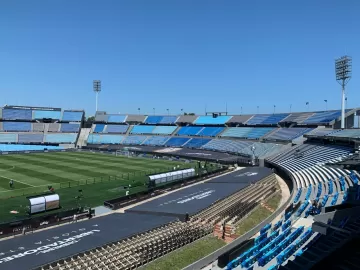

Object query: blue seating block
[330,192,339,206]
[106,125,129,133]
[177,126,203,136]
[3,122,32,132]
[321,195,329,206]
[198,127,224,137]
[164,137,190,147]
[131,125,155,134]
[328,180,333,195]
[33,110,61,119]
[62,111,83,121]
[145,116,163,124]
[282,220,291,231]
[183,138,211,148]
[273,220,282,231]
[194,116,231,125]
[94,124,105,133]
[293,189,302,204]
[2,109,32,120]
[260,224,271,235]
[349,172,359,185]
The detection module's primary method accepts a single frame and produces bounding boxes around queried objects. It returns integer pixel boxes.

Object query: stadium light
[324,99,328,111]
[273,105,276,114]
[335,56,352,129]
[290,104,292,113]
[153,108,155,115]
[180,108,183,115]
[306,102,309,111]
[93,80,101,112]
[257,106,259,114]
[167,108,169,116]
[240,106,243,115]
[138,108,140,115]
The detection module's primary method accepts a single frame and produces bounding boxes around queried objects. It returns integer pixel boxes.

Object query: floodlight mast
[93,80,102,112]
[335,56,352,129]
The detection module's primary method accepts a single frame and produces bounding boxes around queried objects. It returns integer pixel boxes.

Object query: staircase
[77,128,91,147]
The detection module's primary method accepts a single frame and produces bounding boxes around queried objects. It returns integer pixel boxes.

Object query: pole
[95,91,99,112]
[290,104,292,113]
[341,82,345,129]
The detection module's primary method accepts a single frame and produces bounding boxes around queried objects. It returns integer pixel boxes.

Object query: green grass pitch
[0,151,194,223]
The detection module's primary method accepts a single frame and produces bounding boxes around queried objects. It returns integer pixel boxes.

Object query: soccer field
[0,151,194,222]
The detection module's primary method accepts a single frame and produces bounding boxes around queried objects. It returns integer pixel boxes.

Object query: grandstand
[0,105,83,151]
[0,106,359,270]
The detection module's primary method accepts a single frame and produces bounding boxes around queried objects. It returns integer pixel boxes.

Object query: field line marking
[0,175,36,187]
[0,165,15,172]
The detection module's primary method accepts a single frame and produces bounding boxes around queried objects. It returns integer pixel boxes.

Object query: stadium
[1,2,360,270]
[0,103,359,270]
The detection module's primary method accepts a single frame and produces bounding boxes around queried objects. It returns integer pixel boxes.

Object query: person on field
[9,180,14,189]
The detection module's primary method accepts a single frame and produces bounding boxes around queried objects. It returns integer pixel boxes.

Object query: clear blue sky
[1,0,359,116]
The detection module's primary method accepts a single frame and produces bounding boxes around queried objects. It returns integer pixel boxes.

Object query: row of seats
[38,221,212,270]
[0,133,78,144]
[92,109,350,125]
[90,125,357,141]
[0,122,80,132]
[1,108,83,121]
[221,127,275,139]
[86,133,288,158]
[131,125,177,135]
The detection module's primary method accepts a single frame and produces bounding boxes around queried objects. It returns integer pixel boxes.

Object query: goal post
[116,148,131,158]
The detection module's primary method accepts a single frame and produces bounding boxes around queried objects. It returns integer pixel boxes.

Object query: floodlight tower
[93,80,101,112]
[335,56,352,129]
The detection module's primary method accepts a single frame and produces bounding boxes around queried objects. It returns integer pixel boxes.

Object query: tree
[87,116,95,122]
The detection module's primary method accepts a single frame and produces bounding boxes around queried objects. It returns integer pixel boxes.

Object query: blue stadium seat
[145,116,163,124]
[0,133,18,143]
[261,114,289,125]
[62,111,83,121]
[152,126,177,135]
[302,110,349,124]
[194,116,231,125]
[18,133,44,143]
[265,128,313,141]
[221,127,252,138]
[246,114,270,125]
[93,124,105,133]
[106,125,129,133]
[33,110,61,119]
[176,126,203,136]
[3,122,32,132]
[122,135,147,145]
[45,133,77,143]
[60,123,80,132]
[142,136,169,146]
[164,137,190,147]
[159,116,178,124]
[87,134,124,144]
[246,128,274,139]
[2,108,32,120]
[198,127,224,136]
[131,125,156,134]
[183,138,211,148]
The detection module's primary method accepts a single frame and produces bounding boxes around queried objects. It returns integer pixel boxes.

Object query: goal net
[115,148,134,158]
